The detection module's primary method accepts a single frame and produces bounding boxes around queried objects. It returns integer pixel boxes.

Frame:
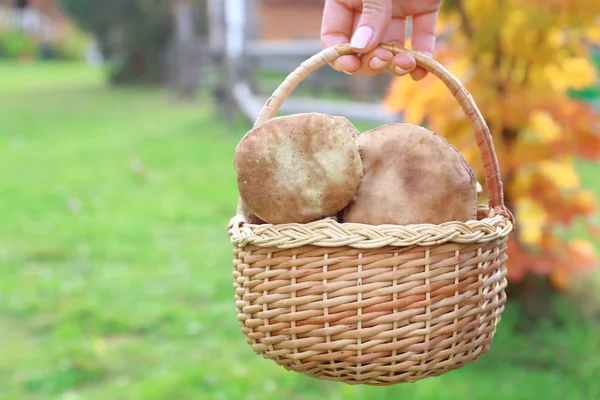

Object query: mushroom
[341,123,479,225]
[234,113,363,224]
[237,198,265,225]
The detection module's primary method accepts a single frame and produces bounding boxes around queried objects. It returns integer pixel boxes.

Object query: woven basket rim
[229,206,513,250]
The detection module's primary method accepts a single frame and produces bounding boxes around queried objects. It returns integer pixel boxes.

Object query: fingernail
[343,70,355,75]
[350,26,373,49]
[395,66,410,75]
[369,57,387,70]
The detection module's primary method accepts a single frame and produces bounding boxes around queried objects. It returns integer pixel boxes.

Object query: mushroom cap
[341,123,478,225]
[234,112,363,224]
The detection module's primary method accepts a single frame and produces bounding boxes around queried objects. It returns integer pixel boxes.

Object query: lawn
[0,61,599,400]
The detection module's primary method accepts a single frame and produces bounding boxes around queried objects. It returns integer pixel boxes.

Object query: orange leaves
[550,239,598,290]
[586,23,600,43]
[543,99,600,160]
[520,164,593,226]
[506,235,553,282]
[508,232,598,289]
[567,189,597,216]
[573,129,600,161]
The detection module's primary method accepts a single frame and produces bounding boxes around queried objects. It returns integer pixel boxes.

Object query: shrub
[0,28,37,59]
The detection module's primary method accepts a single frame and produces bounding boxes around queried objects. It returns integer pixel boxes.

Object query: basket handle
[250,43,512,221]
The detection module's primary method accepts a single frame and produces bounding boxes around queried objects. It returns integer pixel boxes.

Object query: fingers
[378,17,414,77]
[359,16,429,78]
[391,53,417,76]
[321,0,439,79]
[408,10,439,80]
[321,0,362,73]
[322,0,394,75]
[359,47,394,76]
[358,16,404,76]
[349,0,393,53]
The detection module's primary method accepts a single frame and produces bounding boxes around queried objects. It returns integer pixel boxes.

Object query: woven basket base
[232,237,508,385]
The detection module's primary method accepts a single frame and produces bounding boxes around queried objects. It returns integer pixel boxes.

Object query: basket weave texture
[228,43,515,385]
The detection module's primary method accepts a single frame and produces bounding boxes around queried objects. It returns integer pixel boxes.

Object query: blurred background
[0,0,599,399]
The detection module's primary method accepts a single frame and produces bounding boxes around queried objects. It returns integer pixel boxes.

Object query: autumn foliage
[384,0,600,289]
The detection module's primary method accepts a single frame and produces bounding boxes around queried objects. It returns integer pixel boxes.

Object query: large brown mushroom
[341,123,478,225]
[234,112,363,224]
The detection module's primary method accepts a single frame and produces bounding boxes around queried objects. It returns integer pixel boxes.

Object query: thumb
[350,0,392,53]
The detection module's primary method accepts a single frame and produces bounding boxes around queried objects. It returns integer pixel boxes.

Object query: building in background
[257,0,324,40]
[1,0,325,45]
[0,0,69,42]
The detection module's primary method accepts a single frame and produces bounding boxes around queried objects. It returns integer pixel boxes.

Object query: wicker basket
[228,43,515,386]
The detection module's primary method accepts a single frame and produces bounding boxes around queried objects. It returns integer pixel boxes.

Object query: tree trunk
[167,0,203,99]
[207,0,226,54]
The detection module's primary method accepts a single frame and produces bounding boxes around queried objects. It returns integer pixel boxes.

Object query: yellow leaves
[507,9,527,26]
[434,12,459,36]
[384,56,472,127]
[545,29,565,49]
[460,147,476,166]
[403,90,429,125]
[586,24,600,43]
[501,8,527,43]
[500,10,526,56]
[562,57,598,87]
[510,169,534,194]
[464,0,498,15]
[463,0,501,25]
[435,118,475,146]
[545,57,598,91]
[383,76,426,123]
[509,140,553,170]
[515,197,547,247]
[499,9,560,59]
[384,73,449,125]
[478,52,495,69]
[528,111,562,143]
[537,159,580,191]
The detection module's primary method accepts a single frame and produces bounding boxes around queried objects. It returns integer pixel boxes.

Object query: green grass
[0,60,600,400]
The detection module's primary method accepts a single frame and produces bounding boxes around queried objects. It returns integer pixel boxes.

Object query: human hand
[320,0,442,80]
